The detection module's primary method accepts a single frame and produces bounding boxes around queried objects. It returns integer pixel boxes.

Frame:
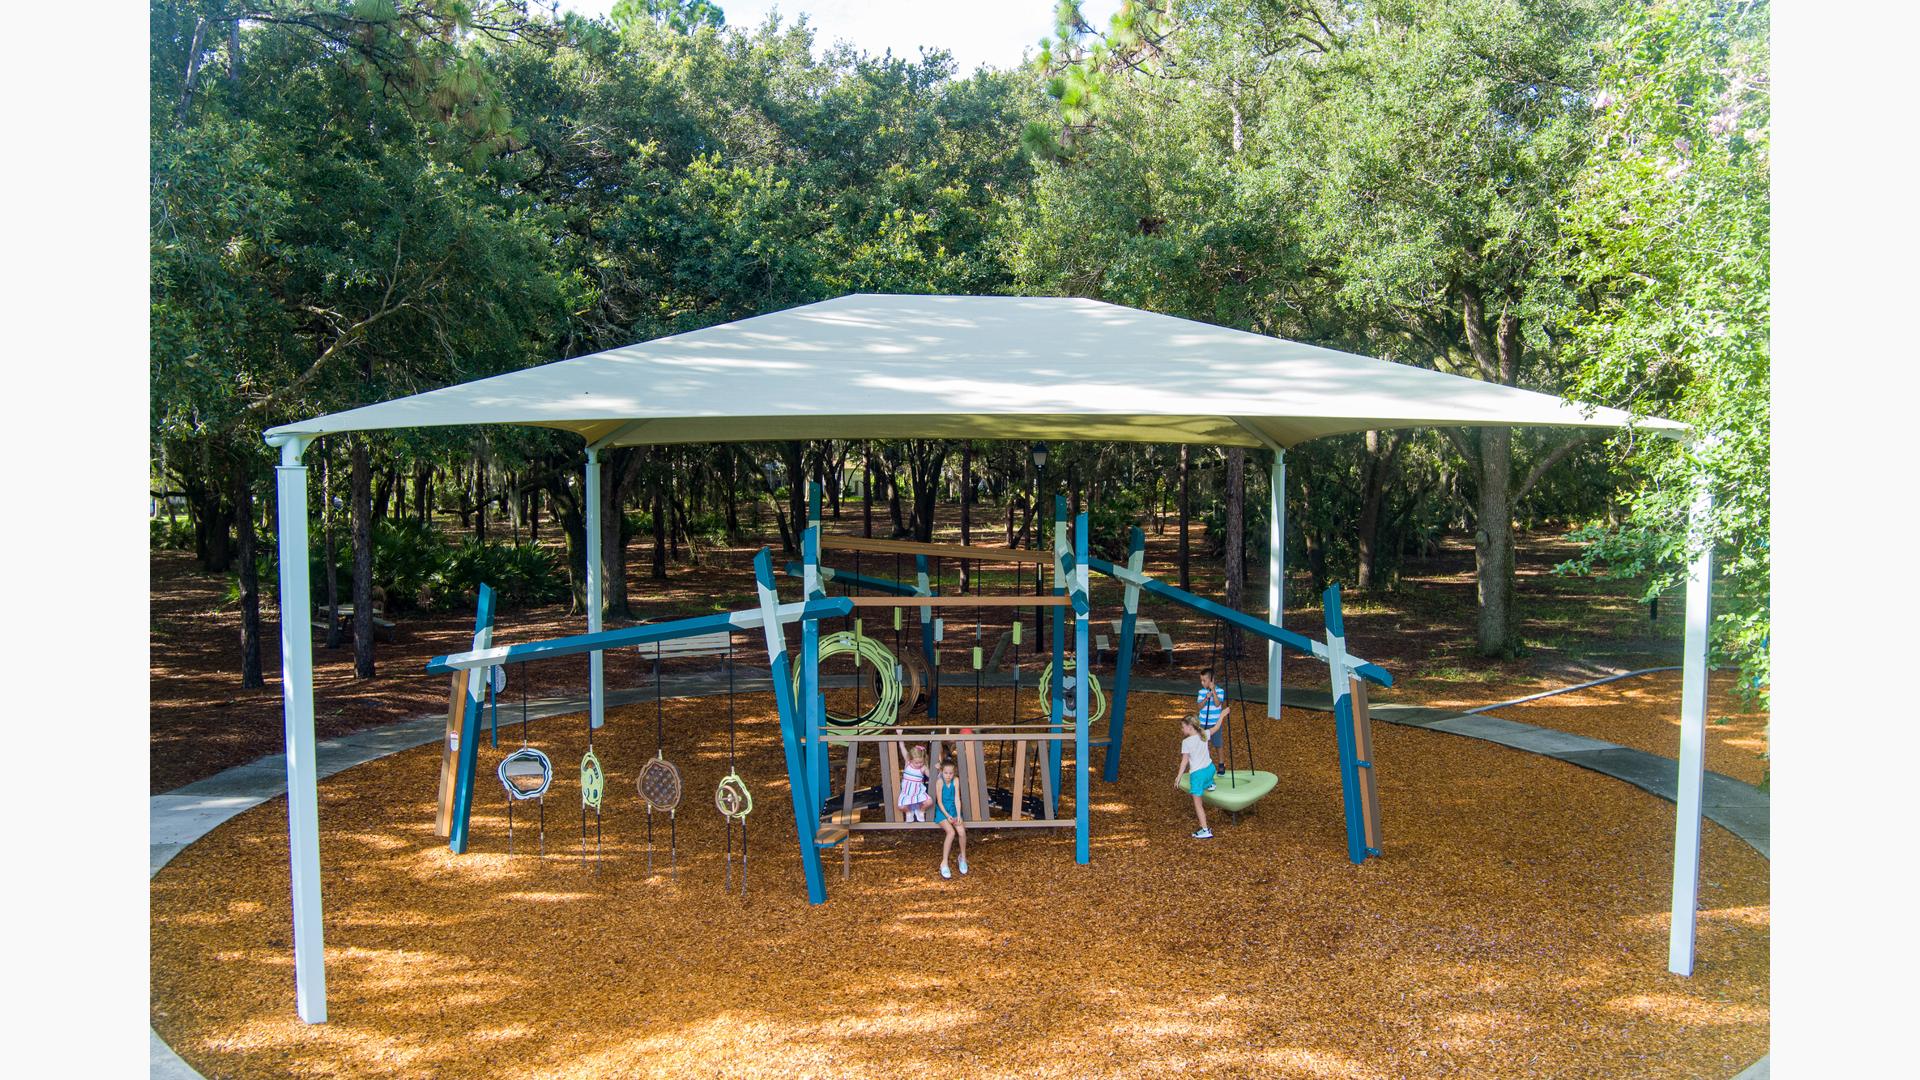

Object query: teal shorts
[1188,764,1216,796]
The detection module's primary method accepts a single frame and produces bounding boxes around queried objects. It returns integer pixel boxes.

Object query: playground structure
[258,293,1712,1025]
[425,482,1395,905]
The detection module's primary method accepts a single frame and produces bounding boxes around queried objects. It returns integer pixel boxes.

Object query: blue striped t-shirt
[1196,685,1226,729]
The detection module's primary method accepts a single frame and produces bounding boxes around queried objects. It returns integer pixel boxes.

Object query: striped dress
[898,765,929,809]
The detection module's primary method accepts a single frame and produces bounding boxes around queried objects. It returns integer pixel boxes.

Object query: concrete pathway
[152,670,1767,1078]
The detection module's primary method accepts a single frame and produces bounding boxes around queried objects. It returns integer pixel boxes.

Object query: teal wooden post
[1048,495,1067,814]
[1103,526,1145,782]
[1073,511,1091,864]
[448,583,497,854]
[755,550,827,903]
[916,553,939,719]
[1323,584,1371,865]
[803,525,829,811]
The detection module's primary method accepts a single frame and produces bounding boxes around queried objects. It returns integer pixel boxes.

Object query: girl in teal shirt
[933,756,969,879]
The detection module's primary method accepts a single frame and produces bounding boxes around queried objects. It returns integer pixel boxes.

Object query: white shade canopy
[266,293,1684,449]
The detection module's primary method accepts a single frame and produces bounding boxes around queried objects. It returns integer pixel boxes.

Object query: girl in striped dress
[897,743,933,822]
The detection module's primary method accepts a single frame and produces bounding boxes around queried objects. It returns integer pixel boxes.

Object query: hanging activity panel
[791,630,903,734]
[1036,657,1107,726]
[638,753,684,812]
[498,748,553,800]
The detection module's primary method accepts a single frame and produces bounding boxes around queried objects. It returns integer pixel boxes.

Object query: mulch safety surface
[152,688,1768,1079]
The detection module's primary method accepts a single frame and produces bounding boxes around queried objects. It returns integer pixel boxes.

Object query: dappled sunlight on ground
[153,689,1766,1078]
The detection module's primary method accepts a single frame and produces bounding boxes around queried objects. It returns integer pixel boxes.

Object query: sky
[559,0,1124,73]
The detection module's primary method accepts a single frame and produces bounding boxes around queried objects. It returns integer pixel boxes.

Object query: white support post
[584,446,604,729]
[266,433,326,1024]
[1267,449,1286,718]
[1668,470,1716,975]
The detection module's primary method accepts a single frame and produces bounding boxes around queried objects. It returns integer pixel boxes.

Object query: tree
[1553,0,1770,692]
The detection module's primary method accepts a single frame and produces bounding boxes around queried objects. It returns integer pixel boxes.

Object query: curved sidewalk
[151,672,1768,1079]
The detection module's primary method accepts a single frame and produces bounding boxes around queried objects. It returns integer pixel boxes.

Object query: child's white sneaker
[1192,828,1213,839]
[1206,782,1217,791]
[958,858,969,875]
[940,862,952,879]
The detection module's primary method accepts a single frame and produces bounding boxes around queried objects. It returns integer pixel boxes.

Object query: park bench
[632,628,734,661]
[314,590,398,643]
[1094,617,1175,665]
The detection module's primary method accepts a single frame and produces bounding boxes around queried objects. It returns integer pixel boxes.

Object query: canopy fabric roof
[267,294,1684,449]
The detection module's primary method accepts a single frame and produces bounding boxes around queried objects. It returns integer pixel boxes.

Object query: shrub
[1085,491,1145,563]
[151,517,194,551]
[373,519,449,610]
[438,538,566,608]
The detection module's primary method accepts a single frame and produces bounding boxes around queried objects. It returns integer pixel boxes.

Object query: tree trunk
[670,479,687,561]
[473,459,487,542]
[863,444,874,538]
[1473,428,1517,657]
[351,436,375,679]
[1224,448,1246,659]
[548,477,588,615]
[1177,443,1192,590]
[178,16,206,121]
[906,442,946,544]
[959,443,973,593]
[825,443,844,519]
[373,463,396,521]
[723,446,740,539]
[413,464,431,523]
[234,462,264,688]
[323,448,342,648]
[1456,282,1525,657]
[1356,431,1402,590]
[651,465,669,582]
[784,441,807,551]
[601,449,636,619]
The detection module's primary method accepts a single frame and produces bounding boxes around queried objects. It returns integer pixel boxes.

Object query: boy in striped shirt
[1194,667,1227,790]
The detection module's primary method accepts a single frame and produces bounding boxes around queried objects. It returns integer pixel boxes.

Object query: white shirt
[1180,733,1212,774]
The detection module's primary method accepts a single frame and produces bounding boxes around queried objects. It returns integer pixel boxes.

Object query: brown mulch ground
[151,688,1768,1080]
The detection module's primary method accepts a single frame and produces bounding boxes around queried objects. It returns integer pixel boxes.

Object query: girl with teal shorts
[933,756,969,879]
[1177,717,1215,839]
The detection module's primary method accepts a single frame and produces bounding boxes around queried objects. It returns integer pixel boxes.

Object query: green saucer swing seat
[1175,769,1279,813]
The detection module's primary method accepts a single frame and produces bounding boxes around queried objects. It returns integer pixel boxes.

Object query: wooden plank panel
[961,739,989,819]
[879,739,903,823]
[434,671,465,838]
[1352,677,1382,851]
[1010,740,1029,821]
[1040,739,1057,819]
[848,818,1073,831]
[841,742,860,879]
